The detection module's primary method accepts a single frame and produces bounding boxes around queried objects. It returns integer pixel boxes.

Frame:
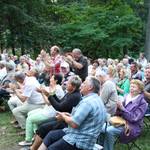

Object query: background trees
[144,0,150,61]
[0,0,148,60]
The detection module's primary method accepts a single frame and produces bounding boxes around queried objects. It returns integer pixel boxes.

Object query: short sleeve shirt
[22,77,44,104]
[63,93,106,150]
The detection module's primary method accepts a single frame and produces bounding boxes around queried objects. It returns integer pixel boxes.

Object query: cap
[61,61,69,68]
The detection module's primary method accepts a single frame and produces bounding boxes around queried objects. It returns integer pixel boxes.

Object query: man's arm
[14,89,28,102]
[56,101,92,129]
[144,91,150,102]
[66,55,83,69]
[56,112,78,128]
[72,60,83,69]
[9,83,28,102]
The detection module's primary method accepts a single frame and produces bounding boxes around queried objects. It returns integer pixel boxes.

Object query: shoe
[18,141,32,146]
[0,106,5,112]
[13,124,21,129]
[10,120,18,125]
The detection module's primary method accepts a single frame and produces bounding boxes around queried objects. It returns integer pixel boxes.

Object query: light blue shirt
[63,93,106,150]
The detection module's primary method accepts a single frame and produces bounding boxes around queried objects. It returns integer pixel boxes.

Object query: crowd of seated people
[0,48,150,150]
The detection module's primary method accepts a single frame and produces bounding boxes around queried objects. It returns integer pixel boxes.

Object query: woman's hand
[49,78,56,95]
[117,101,124,110]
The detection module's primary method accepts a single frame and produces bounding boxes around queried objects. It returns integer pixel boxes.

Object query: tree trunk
[12,45,15,55]
[144,0,150,62]
[21,44,25,55]
[123,47,128,56]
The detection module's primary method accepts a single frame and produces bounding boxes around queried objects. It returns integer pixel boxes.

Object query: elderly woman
[101,79,148,150]
[107,65,118,83]
[116,68,130,97]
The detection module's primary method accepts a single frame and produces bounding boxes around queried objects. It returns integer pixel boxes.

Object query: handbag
[109,116,126,127]
[109,116,130,136]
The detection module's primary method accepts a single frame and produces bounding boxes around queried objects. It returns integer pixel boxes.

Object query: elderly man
[44,45,62,77]
[66,48,88,81]
[130,62,142,80]
[144,64,150,114]
[38,76,106,150]
[10,69,45,129]
[96,70,118,116]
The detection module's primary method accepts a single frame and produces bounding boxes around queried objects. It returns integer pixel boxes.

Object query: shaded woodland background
[0,0,150,60]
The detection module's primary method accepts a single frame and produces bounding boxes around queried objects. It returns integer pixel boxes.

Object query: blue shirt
[63,93,106,150]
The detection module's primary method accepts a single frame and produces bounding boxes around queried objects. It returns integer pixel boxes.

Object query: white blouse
[125,94,140,106]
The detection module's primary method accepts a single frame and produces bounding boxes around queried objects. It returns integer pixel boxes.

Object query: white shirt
[22,76,44,104]
[42,84,65,117]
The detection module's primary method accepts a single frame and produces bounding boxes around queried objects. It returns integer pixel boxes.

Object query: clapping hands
[56,112,70,121]
[9,83,17,91]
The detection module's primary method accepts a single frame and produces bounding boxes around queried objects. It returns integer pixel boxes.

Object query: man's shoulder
[79,56,88,63]
[82,93,100,103]
[104,80,115,87]
[145,81,150,92]
[25,77,39,86]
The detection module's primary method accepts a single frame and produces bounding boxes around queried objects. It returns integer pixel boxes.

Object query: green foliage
[0,0,52,55]
[0,0,145,59]
[49,2,144,58]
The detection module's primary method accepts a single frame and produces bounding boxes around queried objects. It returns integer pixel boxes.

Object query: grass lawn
[0,111,150,150]
[0,111,24,150]
[115,130,150,150]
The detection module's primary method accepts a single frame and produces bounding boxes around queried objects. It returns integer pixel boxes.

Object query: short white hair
[95,69,107,77]
[72,48,82,54]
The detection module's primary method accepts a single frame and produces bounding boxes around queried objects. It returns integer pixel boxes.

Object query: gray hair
[146,63,150,69]
[69,75,82,90]
[5,63,14,71]
[0,61,6,67]
[95,69,107,77]
[14,71,26,81]
[30,68,39,78]
[86,76,100,94]
[72,48,82,54]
